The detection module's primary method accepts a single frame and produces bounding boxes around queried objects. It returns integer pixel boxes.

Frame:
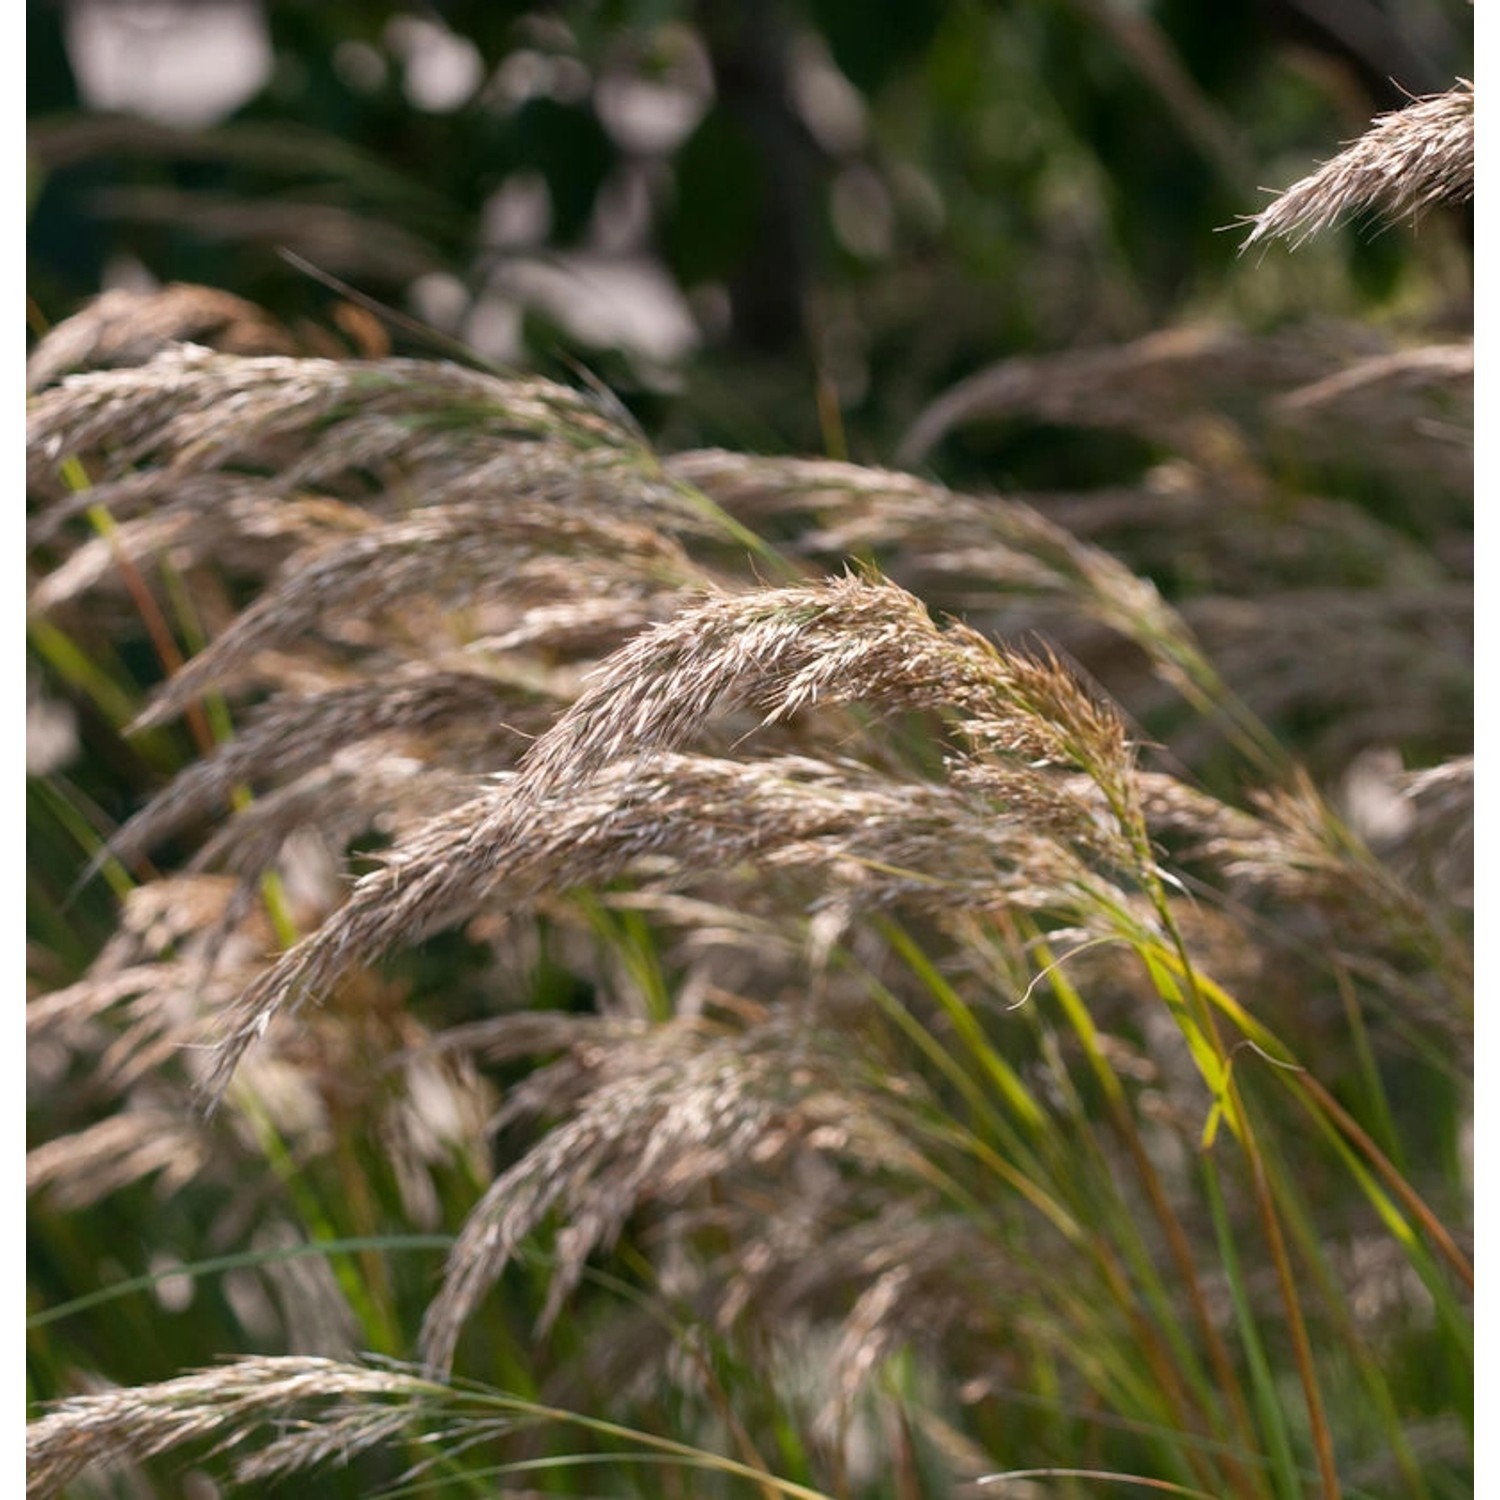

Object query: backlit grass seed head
[1241,78,1474,249]
[24,276,1474,1498]
[28,493,369,618]
[26,1356,434,1498]
[27,347,635,485]
[27,1107,211,1212]
[200,747,1139,1099]
[25,282,298,393]
[517,575,1138,803]
[105,671,548,871]
[418,1018,928,1374]
[133,505,701,727]
[668,450,1198,674]
[893,324,1375,466]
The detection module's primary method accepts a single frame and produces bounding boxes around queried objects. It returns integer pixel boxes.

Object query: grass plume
[27,250,1470,1498]
[1240,79,1474,248]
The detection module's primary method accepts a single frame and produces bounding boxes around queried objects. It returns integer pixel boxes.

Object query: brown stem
[1295,1071,1472,1292]
[1236,1081,1342,1500]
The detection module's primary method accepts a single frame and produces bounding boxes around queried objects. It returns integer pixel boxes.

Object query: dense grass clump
[26,82,1471,1498]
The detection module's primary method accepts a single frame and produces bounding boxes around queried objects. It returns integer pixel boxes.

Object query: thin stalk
[28,617,153,742]
[853,965,1068,1225]
[1116,777,1342,1500]
[1288,1072,1471,1293]
[605,1243,788,1500]
[27,1236,454,1329]
[77,493,215,757]
[979,1468,1225,1498]
[412,1380,841,1500]
[1154,945,1342,1499]
[867,931,1231,1493]
[874,1077,1219,1480]
[151,530,302,950]
[1029,931,1265,1498]
[1254,1146,1438,1500]
[1160,952,1470,1295]
[30,775,138,901]
[1201,1156,1303,1499]
[881,919,1046,1129]
[1030,1012,1263,1498]
[1234,1068,1341,1500]
[228,1085,403,1356]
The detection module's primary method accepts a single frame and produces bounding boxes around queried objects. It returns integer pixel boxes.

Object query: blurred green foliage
[28,0,1473,466]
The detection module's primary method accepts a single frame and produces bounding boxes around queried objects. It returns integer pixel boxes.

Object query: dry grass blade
[26,347,633,487]
[199,746,1142,1101]
[133,506,696,726]
[1240,79,1474,248]
[418,1016,927,1374]
[26,1355,433,1497]
[26,283,297,393]
[27,1108,210,1211]
[106,672,544,870]
[894,324,1375,466]
[1382,755,1473,908]
[518,575,1136,802]
[668,449,1189,645]
[29,493,368,616]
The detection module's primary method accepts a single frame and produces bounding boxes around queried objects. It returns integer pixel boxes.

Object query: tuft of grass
[1239,79,1474,250]
[26,102,1470,1497]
